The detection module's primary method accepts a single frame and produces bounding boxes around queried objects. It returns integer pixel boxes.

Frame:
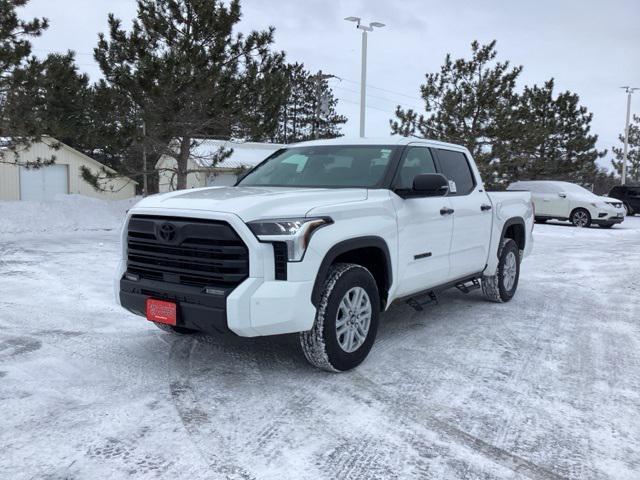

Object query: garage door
[20,164,69,201]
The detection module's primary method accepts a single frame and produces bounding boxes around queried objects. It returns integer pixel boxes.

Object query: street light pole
[359,29,367,138]
[344,17,385,138]
[311,70,337,139]
[142,119,148,196]
[621,86,638,186]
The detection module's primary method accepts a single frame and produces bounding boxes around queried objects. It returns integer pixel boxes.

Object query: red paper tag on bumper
[146,299,177,325]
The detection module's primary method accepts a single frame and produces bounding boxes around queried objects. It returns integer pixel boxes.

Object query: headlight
[247,217,333,261]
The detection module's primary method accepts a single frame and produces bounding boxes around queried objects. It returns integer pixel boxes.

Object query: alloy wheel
[502,251,517,291]
[573,211,589,227]
[336,287,372,353]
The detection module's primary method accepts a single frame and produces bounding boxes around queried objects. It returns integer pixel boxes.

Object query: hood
[132,186,368,221]
[598,196,622,204]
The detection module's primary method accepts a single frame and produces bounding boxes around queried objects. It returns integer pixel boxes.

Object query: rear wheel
[482,238,520,303]
[153,322,198,335]
[300,263,380,372]
[570,208,591,228]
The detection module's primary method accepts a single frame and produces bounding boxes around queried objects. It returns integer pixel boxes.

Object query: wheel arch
[499,217,526,255]
[570,206,592,222]
[570,205,591,216]
[311,236,392,309]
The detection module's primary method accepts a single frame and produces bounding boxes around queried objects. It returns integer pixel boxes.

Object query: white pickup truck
[116,137,533,371]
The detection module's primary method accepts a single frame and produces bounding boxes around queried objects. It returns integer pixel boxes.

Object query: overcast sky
[19,0,640,169]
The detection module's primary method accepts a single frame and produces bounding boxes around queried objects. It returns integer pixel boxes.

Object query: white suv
[117,138,534,371]
[508,180,625,228]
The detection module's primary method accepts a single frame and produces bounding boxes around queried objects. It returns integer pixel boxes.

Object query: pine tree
[496,79,605,185]
[611,114,640,183]
[0,0,49,166]
[274,63,346,143]
[390,40,522,179]
[93,0,286,190]
[3,52,92,151]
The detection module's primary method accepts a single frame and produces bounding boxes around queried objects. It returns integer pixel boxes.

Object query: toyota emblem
[157,222,177,242]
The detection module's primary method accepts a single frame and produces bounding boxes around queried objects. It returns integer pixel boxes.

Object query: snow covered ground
[1,197,639,479]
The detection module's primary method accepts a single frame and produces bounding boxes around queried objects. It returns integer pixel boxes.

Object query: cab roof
[290,136,468,152]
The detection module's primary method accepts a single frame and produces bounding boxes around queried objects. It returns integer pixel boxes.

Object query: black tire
[482,238,520,303]
[153,322,198,335]
[570,208,591,228]
[300,263,380,372]
[624,203,634,216]
[535,217,548,224]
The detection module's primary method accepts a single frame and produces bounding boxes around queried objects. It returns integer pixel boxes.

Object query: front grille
[126,215,249,290]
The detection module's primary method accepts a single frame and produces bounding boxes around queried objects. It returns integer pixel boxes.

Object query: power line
[337,76,424,103]
[332,84,424,112]
[336,97,394,114]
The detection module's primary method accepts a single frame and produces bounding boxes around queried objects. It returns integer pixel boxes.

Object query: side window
[395,147,436,189]
[435,149,475,195]
[534,183,554,194]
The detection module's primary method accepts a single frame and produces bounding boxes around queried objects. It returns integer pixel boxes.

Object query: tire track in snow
[167,336,256,479]
[347,372,568,480]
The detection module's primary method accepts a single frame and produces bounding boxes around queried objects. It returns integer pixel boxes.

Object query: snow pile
[0,194,139,235]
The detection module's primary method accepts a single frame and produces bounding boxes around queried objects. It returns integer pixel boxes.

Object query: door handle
[440,207,454,216]
[480,204,492,211]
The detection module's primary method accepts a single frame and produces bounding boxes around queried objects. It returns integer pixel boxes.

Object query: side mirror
[558,192,567,198]
[411,173,450,197]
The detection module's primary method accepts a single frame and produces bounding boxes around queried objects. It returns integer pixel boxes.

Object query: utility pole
[312,70,337,139]
[142,120,148,196]
[621,86,638,185]
[344,17,385,138]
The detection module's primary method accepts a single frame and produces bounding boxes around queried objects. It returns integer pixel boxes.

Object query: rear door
[433,148,492,279]
[391,145,454,297]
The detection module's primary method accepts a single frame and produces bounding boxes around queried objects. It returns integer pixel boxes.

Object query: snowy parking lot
[1,199,640,480]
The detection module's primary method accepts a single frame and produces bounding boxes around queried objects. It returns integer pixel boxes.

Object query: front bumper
[594,210,625,225]
[115,208,319,337]
[592,216,624,226]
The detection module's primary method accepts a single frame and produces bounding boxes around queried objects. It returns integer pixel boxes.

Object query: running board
[406,291,438,312]
[395,272,484,312]
[455,278,481,294]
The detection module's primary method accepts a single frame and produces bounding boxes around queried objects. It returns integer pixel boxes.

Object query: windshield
[238,145,396,188]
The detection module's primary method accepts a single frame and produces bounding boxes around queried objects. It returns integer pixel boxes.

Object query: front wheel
[300,263,380,372]
[482,238,520,303]
[570,208,591,228]
[624,203,634,216]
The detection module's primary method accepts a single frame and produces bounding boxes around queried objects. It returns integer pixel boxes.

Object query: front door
[545,184,571,218]
[391,146,454,297]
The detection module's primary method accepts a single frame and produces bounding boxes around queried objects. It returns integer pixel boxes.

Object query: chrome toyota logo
[157,222,177,242]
